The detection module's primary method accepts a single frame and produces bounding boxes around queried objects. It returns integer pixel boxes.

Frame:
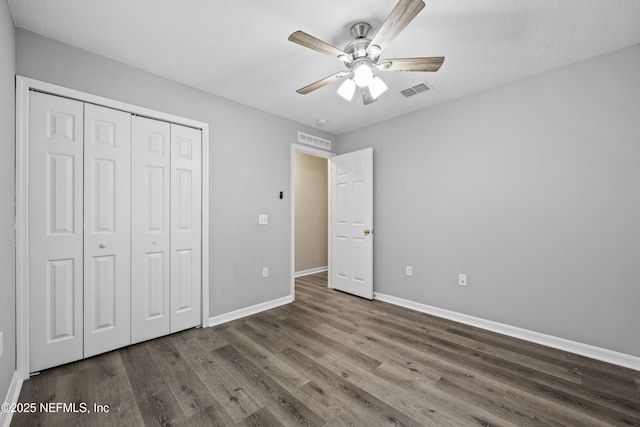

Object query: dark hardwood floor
[12,272,640,426]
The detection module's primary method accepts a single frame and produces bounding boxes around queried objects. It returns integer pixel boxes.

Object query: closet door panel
[131,116,171,343]
[170,125,202,332]
[83,104,131,357]
[28,92,84,372]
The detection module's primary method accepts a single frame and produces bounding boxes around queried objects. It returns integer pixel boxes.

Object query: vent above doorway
[401,81,433,97]
[298,132,331,151]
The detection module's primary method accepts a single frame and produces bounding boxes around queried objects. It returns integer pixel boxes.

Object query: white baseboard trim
[209,295,293,327]
[1,371,24,427]
[294,266,328,278]
[374,292,640,372]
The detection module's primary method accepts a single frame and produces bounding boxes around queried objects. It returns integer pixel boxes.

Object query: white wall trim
[15,77,30,380]
[294,266,328,278]
[290,143,335,301]
[0,372,24,427]
[15,76,211,378]
[374,292,640,372]
[209,295,293,327]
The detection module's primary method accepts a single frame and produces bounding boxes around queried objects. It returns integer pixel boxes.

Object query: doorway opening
[290,144,334,300]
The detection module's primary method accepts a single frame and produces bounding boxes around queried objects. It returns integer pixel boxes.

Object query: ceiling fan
[288,0,444,105]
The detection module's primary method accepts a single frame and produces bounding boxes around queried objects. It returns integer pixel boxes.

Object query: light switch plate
[259,214,268,225]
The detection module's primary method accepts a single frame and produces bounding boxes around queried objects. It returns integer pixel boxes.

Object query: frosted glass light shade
[337,78,356,101]
[353,63,373,87]
[369,76,388,99]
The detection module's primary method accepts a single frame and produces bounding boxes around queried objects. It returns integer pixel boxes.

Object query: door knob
[364,229,371,235]
[99,242,107,249]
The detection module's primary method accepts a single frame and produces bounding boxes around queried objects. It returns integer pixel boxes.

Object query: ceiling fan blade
[367,0,425,54]
[381,57,445,72]
[296,72,347,94]
[288,31,351,61]
[362,87,377,105]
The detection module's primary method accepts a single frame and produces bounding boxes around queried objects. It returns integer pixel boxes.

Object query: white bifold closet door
[29,92,85,372]
[83,104,132,358]
[170,124,202,333]
[29,92,202,372]
[131,117,202,344]
[131,117,171,343]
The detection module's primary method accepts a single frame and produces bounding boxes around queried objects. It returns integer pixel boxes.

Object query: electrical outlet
[258,214,268,225]
[262,267,269,278]
[458,274,467,287]
[406,266,413,276]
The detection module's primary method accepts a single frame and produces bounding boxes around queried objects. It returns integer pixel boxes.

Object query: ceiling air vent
[401,81,433,97]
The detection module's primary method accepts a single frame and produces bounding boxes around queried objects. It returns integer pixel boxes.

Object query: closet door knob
[99,242,107,249]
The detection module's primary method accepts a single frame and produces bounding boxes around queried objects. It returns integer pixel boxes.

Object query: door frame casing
[290,143,334,299]
[15,76,211,379]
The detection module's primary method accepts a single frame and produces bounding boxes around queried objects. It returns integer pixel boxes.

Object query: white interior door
[170,124,202,332]
[331,148,374,299]
[131,116,171,343]
[83,104,132,357]
[28,91,84,372]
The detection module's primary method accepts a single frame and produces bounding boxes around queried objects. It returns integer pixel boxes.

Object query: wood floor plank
[12,367,60,425]
[277,347,424,427]
[120,343,184,426]
[171,330,264,424]
[317,320,551,426]
[177,406,235,427]
[74,351,144,426]
[242,315,328,359]
[237,407,282,426]
[213,345,325,426]
[284,302,358,335]
[319,349,493,427]
[435,367,612,427]
[313,323,517,426]
[261,311,383,371]
[178,324,229,351]
[293,380,364,426]
[13,272,640,427]
[363,311,640,425]
[146,337,234,425]
[216,326,310,391]
[236,317,292,354]
[313,322,444,385]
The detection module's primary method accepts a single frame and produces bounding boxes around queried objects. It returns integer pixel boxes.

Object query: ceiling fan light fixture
[288,0,446,103]
[337,78,356,101]
[369,76,388,99]
[353,62,373,87]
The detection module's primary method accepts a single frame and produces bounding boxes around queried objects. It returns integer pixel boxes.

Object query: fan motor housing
[350,22,372,39]
[344,22,374,65]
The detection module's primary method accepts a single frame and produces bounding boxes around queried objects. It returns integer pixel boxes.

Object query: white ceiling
[8,0,640,135]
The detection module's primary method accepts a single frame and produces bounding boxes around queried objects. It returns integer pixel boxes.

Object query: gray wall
[0,0,15,402]
[295,152,328,273]
[16,28,333,317]
[336,43,640,357]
